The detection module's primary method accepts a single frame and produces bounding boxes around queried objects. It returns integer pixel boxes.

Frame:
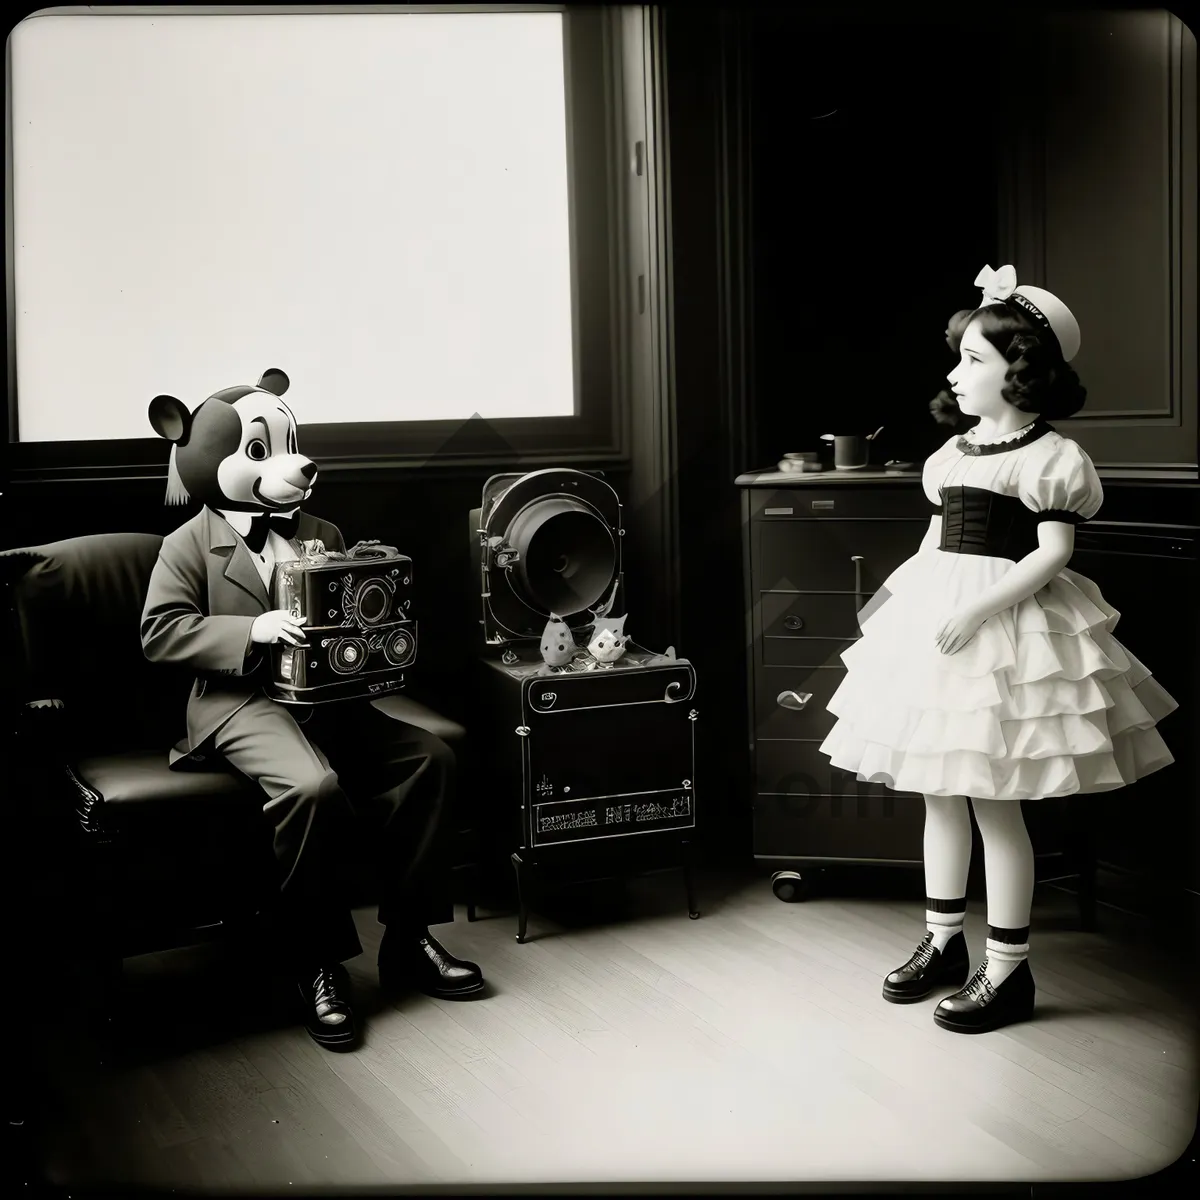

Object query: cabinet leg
[466,862,479,922]
[511,852,530,943]
[682,840,700,920]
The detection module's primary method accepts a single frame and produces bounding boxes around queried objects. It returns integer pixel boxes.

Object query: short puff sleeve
[921,434,962,511]
[1017,437,1103,524]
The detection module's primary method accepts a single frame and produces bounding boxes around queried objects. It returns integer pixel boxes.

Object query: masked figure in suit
[140,368,485,1051]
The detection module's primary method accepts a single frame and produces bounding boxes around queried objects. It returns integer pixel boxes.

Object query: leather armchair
[1,532,472,1010]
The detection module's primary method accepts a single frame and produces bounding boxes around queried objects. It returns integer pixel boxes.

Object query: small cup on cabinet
[821,434,868,470]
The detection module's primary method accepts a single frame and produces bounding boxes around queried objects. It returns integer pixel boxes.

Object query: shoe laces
[907,933,936,972]
[312,965,341,1006]
[421,938,450,971]
[960,959,997,1002]
[310,965,349,1024]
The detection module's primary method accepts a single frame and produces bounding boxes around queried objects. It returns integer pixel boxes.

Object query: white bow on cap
[975,264,1017,306]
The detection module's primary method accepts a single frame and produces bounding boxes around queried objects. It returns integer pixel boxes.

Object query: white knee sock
[971,798,1036,988]
[984,929,1030,987]
[923,794,972,951]
[926,899,966,953]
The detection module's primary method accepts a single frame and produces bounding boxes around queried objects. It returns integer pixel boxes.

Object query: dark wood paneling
[747,11,1006,473]
[661,6,756,864]
[1000,10,1198,468]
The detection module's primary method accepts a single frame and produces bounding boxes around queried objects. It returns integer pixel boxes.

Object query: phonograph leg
[510,851,530,943]
[682,839,700,919]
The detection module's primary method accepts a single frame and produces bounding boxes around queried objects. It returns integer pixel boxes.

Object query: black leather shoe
[379,929,485,1000]
[934,957,1035,1034]
[882,930,970,1004]
[297,964,359,1050]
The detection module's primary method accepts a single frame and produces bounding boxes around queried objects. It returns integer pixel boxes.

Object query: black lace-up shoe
[379,929,485,1000]
[933,957,1035,1034]
[297,963,359,1050]
[882,930,970,1003]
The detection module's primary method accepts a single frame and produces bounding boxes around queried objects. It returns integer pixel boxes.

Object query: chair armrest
[370,693,466,745]
[16,697,68,763]
[11,699,104,837]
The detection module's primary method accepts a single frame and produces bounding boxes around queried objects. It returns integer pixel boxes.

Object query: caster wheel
[771,869,810,902]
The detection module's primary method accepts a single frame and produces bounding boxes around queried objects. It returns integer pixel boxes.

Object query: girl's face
[946,319,1012,419]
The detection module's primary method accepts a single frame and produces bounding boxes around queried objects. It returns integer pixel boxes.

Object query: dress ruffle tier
[818,549,1178,801]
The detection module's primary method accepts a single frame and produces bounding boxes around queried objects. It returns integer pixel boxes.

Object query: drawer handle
[776,690,813,711]
[783,615,804,631]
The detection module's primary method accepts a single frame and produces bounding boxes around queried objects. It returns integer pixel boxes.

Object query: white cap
[973,264,1081,362]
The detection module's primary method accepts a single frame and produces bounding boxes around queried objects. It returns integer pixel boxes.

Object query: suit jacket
[140,506,345,768]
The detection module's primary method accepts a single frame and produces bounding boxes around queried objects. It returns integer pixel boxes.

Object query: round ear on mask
[257,368,290,396]
[148,394,192,444]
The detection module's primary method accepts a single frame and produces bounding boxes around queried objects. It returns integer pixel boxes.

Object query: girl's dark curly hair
[941,302,1087,421]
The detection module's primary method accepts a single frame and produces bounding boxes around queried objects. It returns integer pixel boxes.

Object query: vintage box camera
[266,541,417,704]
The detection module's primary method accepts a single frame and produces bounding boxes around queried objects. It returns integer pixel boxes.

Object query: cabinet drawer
[753,791,924,862]
[753,518,926,597]
[754,665,843,740]
[748,486,930,521]
[758,591,859,665]
[753,792,1071,864]
[754,739,923,804]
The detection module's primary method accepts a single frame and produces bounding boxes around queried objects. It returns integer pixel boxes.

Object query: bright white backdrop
[10,11,576,442]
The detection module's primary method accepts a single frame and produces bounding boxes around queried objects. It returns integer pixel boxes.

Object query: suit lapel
[205,507,271,610]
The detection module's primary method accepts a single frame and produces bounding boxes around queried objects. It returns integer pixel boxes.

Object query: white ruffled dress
[818,426,1178,801]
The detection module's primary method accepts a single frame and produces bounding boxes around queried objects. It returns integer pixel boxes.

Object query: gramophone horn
[505,496,616,617]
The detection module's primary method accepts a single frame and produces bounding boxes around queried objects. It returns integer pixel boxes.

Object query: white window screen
[10,11,576,442]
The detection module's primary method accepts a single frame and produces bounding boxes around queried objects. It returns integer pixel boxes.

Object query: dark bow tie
[245,511,300,554]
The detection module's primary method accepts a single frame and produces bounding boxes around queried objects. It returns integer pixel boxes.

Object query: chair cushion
[66,752,278,938]
[72,749,263,837]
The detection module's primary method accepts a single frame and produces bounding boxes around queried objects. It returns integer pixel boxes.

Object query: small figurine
[586,613,628,665]
[539,613,576,668]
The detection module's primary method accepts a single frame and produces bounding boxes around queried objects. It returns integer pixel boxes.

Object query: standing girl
[819,264,1178,1033]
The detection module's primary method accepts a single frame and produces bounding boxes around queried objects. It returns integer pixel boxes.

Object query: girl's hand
[935,606,986,655]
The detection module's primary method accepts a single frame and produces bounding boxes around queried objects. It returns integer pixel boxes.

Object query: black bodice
[932,486,1084,562]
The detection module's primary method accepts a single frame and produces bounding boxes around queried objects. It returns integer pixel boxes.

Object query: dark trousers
[211,694,455,967]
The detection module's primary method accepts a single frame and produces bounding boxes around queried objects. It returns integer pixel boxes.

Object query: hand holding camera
[252,609,308,647]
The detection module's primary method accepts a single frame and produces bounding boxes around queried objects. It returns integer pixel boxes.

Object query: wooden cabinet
[1066,520,1198,920]
[739,472,932,882]
[738,468,1197,926]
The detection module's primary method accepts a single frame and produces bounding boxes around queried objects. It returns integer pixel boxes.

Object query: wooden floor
[21,866,1199,1189]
